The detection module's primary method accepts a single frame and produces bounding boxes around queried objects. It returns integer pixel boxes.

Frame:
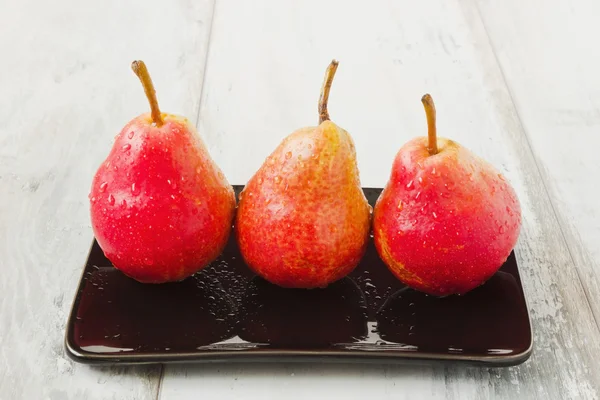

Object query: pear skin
[235,61,371,288]
[90,61,236,283]
[373,95,521,296]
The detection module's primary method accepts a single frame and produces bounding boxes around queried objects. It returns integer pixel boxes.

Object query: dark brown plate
[65,187,532,366]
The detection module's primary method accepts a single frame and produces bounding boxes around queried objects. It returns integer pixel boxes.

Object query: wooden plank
[0,0,214,398]
[475,0,600,329]
[158,0,600,398]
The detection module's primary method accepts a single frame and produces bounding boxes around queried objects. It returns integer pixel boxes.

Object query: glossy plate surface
[65,187,532,366]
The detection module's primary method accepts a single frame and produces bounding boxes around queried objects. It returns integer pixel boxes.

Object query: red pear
[89,61,235,283]
[235,61,371,288]
[373,94,521,296]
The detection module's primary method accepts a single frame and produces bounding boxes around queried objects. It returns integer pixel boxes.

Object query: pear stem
[318,60,339,124]
[421,94,438,155]
[131,60,163,127]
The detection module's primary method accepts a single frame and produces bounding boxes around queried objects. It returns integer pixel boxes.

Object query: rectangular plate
[65,187,532,366]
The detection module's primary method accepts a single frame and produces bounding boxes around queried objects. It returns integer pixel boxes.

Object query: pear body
[90,113,235,283]
[236,121,371,288]
[373,137,521,296]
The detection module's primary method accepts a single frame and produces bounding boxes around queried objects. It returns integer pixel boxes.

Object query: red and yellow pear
[235,60,371,288]
[89,61,236,283]
[373,94,521,296]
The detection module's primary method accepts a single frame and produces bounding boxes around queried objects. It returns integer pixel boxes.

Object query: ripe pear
[373,94,521,296]
[235,60,371,289]
[89,61,235,283]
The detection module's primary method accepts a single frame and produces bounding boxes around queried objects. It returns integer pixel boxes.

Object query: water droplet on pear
[131,183,140,196]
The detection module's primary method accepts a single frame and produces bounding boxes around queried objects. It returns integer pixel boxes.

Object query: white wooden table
[2,0,600,398]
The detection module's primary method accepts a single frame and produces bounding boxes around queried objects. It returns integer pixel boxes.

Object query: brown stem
[131,60,163,127]
[318,60,339,124]
[421,94,438,155]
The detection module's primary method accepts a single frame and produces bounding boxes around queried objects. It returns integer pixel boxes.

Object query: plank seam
[155,364,165,400]
[472,0,600,333]
[195,0,218,128]
[156,1,218,398]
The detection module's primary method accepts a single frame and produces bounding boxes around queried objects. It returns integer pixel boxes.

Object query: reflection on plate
[239,277,368,347]
[75,267,236,352]
[66,187,532,366]
[376,270,531,355]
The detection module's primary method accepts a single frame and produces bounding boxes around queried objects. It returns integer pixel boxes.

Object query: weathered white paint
[0,0,214,398]
[2,0,600,398]
[476,0,600,330]
[160,0,600,399]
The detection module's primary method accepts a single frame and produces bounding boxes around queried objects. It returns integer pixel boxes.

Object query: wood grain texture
[0,0,214,398]
[2,0,600,398]
[158,0,600,399]
[476,0,600,330]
